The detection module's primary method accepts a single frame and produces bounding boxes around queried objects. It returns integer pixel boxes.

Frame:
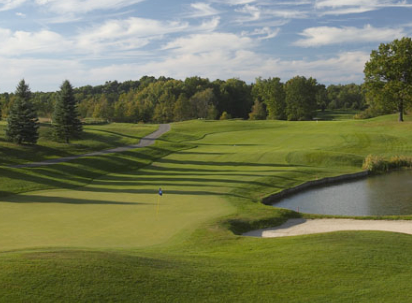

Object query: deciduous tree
[364,37,412,121]
[249,99,267,120]
[285,76,317,121]
[252,77,285,119]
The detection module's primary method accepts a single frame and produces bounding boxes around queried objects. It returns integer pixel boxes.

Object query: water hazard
[273,170,412,216]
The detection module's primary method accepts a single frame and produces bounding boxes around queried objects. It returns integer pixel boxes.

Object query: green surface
[1,116,412,302]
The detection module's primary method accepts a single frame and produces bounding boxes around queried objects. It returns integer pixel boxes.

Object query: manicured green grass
[2,232,412,302]
[1,115,412,302]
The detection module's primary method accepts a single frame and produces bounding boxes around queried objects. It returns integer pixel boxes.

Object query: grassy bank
[1,115,412,302]
[0,121,158,166]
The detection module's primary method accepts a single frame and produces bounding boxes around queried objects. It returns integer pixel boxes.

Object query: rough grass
[1,115,412,302]
[0,121,157,166]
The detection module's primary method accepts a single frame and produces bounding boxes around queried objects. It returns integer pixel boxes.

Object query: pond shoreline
[262,170,369,206]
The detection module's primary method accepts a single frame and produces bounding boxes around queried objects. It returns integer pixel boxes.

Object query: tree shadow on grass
[86,129,144,140]
[91,176,277,189]
[175,151,231,156]
[0,167,85,190]
[0,194,146,205]
[155,157,306,168]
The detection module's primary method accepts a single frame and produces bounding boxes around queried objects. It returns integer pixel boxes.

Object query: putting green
[0,171,234,250]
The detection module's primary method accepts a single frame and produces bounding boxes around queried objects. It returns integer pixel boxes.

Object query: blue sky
[1,0,412,92]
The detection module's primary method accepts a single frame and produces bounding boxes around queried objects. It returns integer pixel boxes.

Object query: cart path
[243,218,412,238]
[10,124,171,168]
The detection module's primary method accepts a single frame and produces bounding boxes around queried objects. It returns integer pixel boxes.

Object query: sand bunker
[243,218,412,238]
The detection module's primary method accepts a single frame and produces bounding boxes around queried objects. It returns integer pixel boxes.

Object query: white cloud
[316,0,412,15]
[235,3,308,23]
[0,0,27,11]
[0,14,221,65]
[198,17,221,32]
[316,0,378,9]
[189,2,220,17]
[0,28,72,56]
[272,51,370,83]
[294,24,405,47]
[162,32,254,54]
[35,0,146,14]
[236,4,261,22]
[77,17,189,54]
[130,49,369,85]
[212,0,256,5]
[266,8,308,19]
[242,27,280,40]
[0,57,87,92]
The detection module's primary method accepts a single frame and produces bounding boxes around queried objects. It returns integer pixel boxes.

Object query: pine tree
[53,80,83,143]
[5,79,39,145]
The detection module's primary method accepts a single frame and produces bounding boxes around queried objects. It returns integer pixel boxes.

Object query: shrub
[219,111,231,120]
[362,154,388,172]
[363,154,412,172]
[389,156,412,169]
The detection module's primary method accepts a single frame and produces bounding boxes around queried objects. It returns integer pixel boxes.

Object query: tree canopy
[1,75,368,124]
[364,37,412,121]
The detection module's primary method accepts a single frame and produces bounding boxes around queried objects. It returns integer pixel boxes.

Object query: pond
[273,170,412,216]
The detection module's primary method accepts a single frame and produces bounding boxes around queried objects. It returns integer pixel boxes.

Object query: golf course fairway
[2,116,412,302]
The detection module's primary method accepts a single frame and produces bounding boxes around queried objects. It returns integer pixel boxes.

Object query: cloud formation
[189,2,220,17]
[0,0,411,91]
[295,24,406,47]
[315,0,412,15]
[35,0,146,14]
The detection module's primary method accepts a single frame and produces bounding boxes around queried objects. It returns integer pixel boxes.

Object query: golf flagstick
[156,188,162,218]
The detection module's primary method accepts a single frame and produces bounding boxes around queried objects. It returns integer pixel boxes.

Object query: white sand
[243,218,412,238]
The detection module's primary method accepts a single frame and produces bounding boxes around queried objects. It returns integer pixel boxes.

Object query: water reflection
[273,170,412,216]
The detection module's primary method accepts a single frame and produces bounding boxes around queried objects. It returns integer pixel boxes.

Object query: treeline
[0,75,367,123]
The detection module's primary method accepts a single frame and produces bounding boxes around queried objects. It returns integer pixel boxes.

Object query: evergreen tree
[53,80,83,143]
[5,79,39,145]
